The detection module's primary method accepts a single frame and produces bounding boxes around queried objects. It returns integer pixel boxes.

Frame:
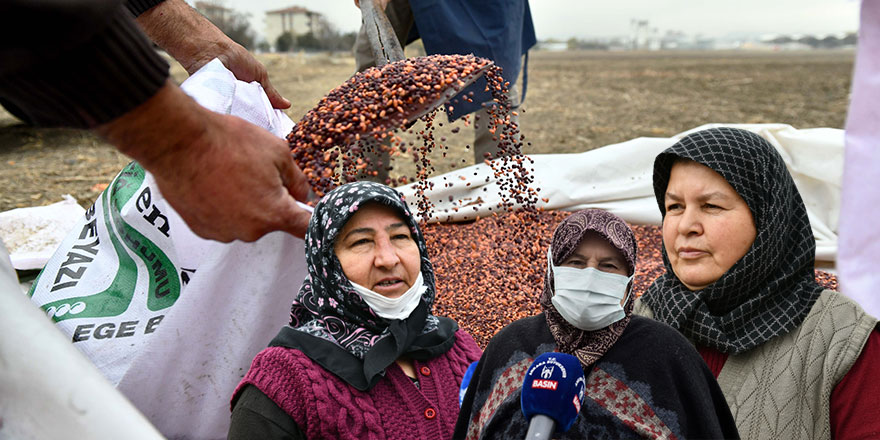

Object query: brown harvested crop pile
[424,210,839,348]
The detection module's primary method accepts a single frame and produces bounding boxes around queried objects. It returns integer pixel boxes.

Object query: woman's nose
[677,206,703,236]
[373,236,400,268]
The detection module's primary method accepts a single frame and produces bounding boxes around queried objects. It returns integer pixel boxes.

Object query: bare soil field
[0,49,854,212]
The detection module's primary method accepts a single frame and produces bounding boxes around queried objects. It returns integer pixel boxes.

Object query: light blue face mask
[547,247,633,331]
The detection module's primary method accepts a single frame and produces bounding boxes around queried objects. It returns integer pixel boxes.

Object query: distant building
[194,1,232,25]
[265,6,324,46]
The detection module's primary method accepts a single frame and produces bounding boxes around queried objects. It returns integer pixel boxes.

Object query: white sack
[28,59,307,440]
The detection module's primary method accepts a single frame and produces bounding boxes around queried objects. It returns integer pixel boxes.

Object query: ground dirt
[0,50,854,212]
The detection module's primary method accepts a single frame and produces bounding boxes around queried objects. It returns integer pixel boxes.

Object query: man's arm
[136,0,290,109]
[0,0,311,240]
[97,80,310,242]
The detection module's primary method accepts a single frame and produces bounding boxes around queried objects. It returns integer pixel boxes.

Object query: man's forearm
[96,80,204,169]
[137,0,232,74]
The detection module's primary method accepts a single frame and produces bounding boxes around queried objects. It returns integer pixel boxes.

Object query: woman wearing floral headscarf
[636,127,880,439]
[454,208,738,439]
[228,182,482,439]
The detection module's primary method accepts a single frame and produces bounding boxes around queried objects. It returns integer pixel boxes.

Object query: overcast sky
[201,0,861,43]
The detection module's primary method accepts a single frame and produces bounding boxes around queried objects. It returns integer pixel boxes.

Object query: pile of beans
[423,210,839,348]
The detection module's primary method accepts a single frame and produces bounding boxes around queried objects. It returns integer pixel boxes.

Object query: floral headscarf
[269,181,457,390]
[539,208,638,369]
[641,127,824,354]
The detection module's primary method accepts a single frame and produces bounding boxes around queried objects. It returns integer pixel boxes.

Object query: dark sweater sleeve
[125,0,165,17]
[0,0,168,128]
[229,385,306,440]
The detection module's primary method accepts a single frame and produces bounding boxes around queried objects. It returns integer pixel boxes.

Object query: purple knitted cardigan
[232,329,482,439]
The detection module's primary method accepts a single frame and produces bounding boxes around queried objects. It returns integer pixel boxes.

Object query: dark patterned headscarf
[269,181,457,390]
[539,209,638,369]
[641,127,824,354]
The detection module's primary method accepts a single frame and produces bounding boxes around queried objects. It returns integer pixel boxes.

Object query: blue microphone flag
[520,352,586,433]
[459,361,479,407]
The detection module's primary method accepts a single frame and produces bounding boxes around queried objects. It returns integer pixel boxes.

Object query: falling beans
[287,53,539,224]
[289,54,495,199]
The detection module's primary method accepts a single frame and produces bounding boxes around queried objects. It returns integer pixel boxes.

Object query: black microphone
[520,352,586,439]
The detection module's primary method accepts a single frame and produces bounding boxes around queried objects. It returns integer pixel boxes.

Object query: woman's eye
[666,203,682,211]
[392,234,412,241]
[704,203,722,210]
[351,238,371,247]
[601,263,619,269]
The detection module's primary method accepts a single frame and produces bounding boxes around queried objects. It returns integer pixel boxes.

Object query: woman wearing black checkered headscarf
[635,127,880,439]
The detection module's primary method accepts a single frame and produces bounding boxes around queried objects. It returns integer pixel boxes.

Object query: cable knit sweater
[231,329,482,439]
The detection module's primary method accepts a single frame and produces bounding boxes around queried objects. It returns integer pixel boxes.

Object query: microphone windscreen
[520,352,586,433]
[459,361,479,407]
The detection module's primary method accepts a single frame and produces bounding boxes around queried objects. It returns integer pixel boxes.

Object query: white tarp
[0,195,85,270]
[398,124,844,262]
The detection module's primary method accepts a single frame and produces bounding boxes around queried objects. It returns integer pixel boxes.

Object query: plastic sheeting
[839,1,880,317]
[25,59,308,440]
[0,195,85,270]
[109,60,309,440]
[398,123,844,262]
[0,243,164,440]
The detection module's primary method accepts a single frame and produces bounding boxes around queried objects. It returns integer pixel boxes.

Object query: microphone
[459,361,479,407]
[520,352,586,439]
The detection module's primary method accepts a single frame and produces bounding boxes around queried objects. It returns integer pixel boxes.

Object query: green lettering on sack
[27,204,98,298]
[107,164,181,311]
[39,163,141,322]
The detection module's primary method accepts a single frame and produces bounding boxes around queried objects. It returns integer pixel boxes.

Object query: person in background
[454,209,738,439]
[352,0,536,182]
[0,0,311,242]
[635,127,880,439]
[228,181,482,439]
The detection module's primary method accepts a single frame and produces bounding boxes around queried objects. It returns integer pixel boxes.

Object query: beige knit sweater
[635,290,876,440]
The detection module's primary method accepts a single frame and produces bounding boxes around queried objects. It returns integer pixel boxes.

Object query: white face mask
[547,247,633,331]
[349,272,427,320]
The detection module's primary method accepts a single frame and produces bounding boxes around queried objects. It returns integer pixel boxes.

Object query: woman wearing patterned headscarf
[636,127,880,439]
[228,182,482,439]
[454,208,738,439]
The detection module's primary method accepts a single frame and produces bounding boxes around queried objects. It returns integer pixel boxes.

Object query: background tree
[276,32,295,52]
[296,32,322,51]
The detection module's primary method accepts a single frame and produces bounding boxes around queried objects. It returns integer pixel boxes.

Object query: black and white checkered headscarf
[641,127,824,354]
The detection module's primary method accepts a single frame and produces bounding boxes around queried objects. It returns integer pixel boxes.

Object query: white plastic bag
[28,59,308,440]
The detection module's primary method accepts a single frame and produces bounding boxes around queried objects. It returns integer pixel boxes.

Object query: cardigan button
[424,407,436,420]
[420,366,431,376]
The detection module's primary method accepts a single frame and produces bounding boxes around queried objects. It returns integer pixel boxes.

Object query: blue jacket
[407,0,536,120]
